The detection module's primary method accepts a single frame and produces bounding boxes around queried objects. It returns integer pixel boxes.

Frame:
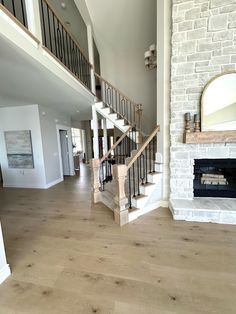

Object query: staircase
[91,73,163,225]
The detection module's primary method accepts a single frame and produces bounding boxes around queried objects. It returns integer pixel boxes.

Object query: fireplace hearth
[194,159,236,198]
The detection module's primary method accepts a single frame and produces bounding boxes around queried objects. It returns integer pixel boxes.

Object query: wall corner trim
[0,264,11,285]
[45,178,63,189]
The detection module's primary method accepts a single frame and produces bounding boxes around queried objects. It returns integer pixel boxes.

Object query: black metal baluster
[12,0,16,18]
[152,138,155,173]
[137,159,140,196]
[61,26,66,65]
[52,12,58,57]
[46,4,52,51]
[21,0,27,27]
[132,163,135,197]
[65,32,70,70]
[145,147,148,183]
[57,24,63,61]
[40,0,47,46]
[149,142,152,173]
[140,153,145,185]
[128,169,132,209]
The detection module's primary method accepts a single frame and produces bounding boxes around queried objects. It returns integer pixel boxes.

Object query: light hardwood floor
[0,165,236,314]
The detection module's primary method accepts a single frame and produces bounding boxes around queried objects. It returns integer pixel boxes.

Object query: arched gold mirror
[201,72,236,131]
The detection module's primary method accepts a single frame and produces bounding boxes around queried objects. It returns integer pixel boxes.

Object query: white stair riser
[140,184,156,195]
[109,113,118,120]
[95,102,104,109]
[116,119,125,127]
[155,164,163,172]
[132,197,147,208]
[101,108,111,114]
[147,173,162,184]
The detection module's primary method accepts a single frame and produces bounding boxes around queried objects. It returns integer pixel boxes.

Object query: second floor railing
[40,0,92,90]
[0,0,27,27]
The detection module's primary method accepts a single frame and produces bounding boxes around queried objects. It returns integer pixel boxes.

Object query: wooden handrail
[95,73,138,107]
[127,125,160,169]
[42,0,92,69]
[100,126,133,163]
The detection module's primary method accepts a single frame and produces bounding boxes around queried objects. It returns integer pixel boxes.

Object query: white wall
[0,105,46,188]
[38,105,72,186]
[0,104,73,189]
[85,0,157,134]
[156,0,171,201]
[0,222,10,284]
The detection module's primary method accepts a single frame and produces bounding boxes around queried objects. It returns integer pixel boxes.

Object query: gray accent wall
[46,0,89,58]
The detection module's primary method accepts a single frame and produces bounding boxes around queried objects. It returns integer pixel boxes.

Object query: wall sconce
[144,44,157,70]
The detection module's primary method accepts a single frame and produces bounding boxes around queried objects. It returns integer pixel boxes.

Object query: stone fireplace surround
[169,0,236,224]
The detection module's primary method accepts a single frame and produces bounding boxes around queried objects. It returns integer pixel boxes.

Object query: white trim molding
[0,264,11,285]
[45,178,63,189]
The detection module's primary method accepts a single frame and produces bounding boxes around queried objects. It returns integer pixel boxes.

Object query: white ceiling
[85,0,156,50]
[0,35,93,121]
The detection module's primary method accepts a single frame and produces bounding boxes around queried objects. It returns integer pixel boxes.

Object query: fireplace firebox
[194,159,236,198]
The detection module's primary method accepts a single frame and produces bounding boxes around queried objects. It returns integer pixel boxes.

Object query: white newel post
[0,222,10,284]
[113,165,129,226]
[103,118,108,154]
[92,105,99,159]
[90,159,101,203]
[25,0,42,42]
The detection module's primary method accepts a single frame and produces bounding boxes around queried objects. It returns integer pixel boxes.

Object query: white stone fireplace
[169,0,236,224]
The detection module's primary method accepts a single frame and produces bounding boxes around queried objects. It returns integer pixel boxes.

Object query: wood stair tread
[132,194,147,200]
[140,182,155,187]
[128,206,139,213]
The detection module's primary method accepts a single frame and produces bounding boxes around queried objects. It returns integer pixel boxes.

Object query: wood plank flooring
[0,165,236,313]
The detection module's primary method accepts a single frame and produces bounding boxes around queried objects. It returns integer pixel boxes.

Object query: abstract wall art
[4,130,34,169]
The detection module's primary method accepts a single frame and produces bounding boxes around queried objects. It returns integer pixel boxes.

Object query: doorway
[59,130,70,176]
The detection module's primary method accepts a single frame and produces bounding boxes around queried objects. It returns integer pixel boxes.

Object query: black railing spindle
[1,0,27,27]
[40,0,91,90]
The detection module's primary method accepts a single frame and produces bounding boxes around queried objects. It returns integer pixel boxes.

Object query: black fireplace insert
[194,159,236,198]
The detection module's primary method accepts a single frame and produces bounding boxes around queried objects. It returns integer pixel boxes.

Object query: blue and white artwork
[4,130,34,169]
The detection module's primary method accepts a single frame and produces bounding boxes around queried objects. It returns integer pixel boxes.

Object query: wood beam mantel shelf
[184,130,236,144]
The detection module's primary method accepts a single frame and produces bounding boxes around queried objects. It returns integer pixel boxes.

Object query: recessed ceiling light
[77,110,80,113]
[61,2,66,9]
[65,21,71,27]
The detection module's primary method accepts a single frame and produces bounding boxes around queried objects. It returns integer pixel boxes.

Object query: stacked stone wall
[170,0,236,199]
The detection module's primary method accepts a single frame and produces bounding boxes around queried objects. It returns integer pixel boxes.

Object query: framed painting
[4,130,34,169]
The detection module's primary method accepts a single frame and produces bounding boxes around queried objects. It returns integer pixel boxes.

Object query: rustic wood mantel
[184,130,236,144]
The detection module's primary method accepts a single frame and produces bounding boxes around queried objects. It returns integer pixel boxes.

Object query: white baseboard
[45,178,63,189]
[4,177,63,189]
[0,264,11,285]
[160,200,169,208]
[129,200,167,222]
[3,183,46,189]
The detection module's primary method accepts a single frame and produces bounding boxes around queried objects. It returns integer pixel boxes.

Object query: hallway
[0,165,236,313]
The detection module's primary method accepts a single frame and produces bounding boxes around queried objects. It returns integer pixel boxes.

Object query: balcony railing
[0,0,27,27]
[40,0,92,91]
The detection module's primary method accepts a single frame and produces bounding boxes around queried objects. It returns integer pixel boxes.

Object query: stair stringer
[94,102,141,143]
